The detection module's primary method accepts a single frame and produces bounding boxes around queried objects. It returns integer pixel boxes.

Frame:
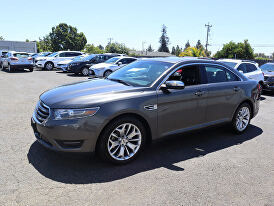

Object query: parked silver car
[1,51,34,72]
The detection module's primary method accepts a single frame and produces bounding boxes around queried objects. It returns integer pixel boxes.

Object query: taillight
[10,57,18,61]
[28,57,32,61]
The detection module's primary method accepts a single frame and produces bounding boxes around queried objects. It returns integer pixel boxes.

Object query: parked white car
[217,59,264,86]
[1,51,34,72]
[36,51,83,70]
[90,56,137,77]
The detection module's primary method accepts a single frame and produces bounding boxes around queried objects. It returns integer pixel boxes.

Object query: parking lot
[0,69,273,206]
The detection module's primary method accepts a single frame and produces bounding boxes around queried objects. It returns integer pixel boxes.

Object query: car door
[201,64,242,123]
[157,64,208,137]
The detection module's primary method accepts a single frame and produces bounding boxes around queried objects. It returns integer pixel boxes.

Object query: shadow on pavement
[28,124,262,184]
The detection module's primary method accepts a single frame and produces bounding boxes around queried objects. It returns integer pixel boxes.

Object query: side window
[237,64,247,73]
[205,65,227,83]
[246,64,257,73]
[168,65,200,86]
[125,58,136,64]
[226,69,240,82]
[59,53,66,57]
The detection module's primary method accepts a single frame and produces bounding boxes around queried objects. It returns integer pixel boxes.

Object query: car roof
[140,57,218,64]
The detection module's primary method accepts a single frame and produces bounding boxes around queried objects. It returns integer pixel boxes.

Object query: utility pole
[205,22,212,54]
[108,38,113,44]
[142,41,146,54]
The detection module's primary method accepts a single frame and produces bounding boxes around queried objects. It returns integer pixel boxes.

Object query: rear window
[13,53,29,58]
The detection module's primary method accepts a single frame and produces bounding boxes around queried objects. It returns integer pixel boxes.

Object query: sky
[1,0,274,55]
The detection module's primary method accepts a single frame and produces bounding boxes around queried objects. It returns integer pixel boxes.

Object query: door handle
[234,87,240,92]
[195,91,206,96]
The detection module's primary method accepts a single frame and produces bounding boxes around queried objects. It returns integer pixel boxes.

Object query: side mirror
[238,70,244,74]
[162,81,185,90]
[117,62,122,66]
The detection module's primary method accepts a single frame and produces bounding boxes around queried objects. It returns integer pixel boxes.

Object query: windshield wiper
[107,78,131,86]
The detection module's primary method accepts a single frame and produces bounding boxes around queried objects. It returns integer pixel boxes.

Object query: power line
[205,22,212,53]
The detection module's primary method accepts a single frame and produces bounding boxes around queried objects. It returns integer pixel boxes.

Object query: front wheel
[81,67,89,76]
[232,103,251,134]
[8,64,13,72]
[29,68,33,72]
[97,117,146,164]
[44,62,54,71]
[104,70,112,77]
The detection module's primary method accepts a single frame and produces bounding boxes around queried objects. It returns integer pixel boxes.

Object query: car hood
[40,79,141,108]
[90,63,112,69]
[263,70,274,77]
[36,56,54,61]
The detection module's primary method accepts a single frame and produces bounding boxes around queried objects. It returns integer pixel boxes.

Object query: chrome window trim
[156,62,244,90]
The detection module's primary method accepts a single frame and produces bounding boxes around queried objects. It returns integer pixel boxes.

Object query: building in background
[0,40,37,53]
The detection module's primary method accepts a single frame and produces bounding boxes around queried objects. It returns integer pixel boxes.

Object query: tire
[29,68,33,72]
[81,67,89,76]
[8,64,13,73]
[231,103,251,134]
[0,63,4,70]
[97,116,146,164]
[44,62,54,71]
[104,70,112,77]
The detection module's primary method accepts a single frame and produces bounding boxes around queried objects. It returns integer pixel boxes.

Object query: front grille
[35,101,50,123]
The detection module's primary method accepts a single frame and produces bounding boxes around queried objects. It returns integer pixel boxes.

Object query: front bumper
[31,112,102,153]
[36,62,45,68]
[262,81,274,91]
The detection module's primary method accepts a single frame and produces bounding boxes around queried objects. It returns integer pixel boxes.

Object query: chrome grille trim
[35,101,50,124]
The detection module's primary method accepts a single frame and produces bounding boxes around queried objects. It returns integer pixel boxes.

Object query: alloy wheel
[107,123,142,161]
[235,106,250,132]
[82,68,89,76]
[45,63,53,70]
[104,70,112,77]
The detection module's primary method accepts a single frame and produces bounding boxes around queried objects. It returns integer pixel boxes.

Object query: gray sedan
[31,57,260,164]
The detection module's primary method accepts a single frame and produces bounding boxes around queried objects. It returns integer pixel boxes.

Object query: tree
[195,40,203,49]
[214,40,254,59]
[26,39,30,42]
[105,42,129,54]
[98,45,104,50]
[37,35,53,52]
[179,47,206,57]
[48,23,87,51]
[0,36,4,40]
[147,44,154,52]
[171,46,176,55]
[175,45,182,56]
[184,40,190,51]
[82,44,104,54]
[158,25,170,53]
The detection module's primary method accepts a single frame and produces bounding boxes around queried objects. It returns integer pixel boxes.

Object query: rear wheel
[44,62,54,71]
[232,103,251,134]
[97,116,146,164]
[29,68,33,72]
[81,67,89,76]
[1,63,4,70]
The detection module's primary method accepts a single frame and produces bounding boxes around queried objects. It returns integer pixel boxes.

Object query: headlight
[53,107,100,120]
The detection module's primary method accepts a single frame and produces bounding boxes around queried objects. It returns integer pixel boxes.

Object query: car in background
[217,59,264,87]
[260,63,274,92]
[33,52,52,63]
[56,54,88,72]
[90,56,137,77]
[0,50,9,66]
[36,51,83,70]
[1,51,34,72]
[31,57,260,164]
[68,53,121,76]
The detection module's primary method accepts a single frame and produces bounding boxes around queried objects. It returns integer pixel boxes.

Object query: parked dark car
[260,63,274,92]
[31,57,260,164]
[67,54,121,76]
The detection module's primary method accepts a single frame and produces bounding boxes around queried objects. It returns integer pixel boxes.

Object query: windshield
[48,52,58,57]
[105,57,120,64]
[108,60,173,87]
[72,55,85,62]
[220,61,237,68]
[260,63,274,71]
[82,54,96,61]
